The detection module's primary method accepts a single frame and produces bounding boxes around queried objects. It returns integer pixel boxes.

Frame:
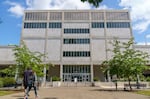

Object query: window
[24,22,47,28]
[63,51,90,57]
[106,12,129,20]
[64,28,89,34]
[92,22,104,28]
[106,22,130,28]
[25,12,47,20]
[49,22,62,28]
[64,38,90,44]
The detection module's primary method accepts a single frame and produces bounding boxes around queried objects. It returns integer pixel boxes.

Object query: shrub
[2,77,15,87]
[146,77,150,81]
[0,80,3,88]
[52,76,61,81]
[93,77,99,81]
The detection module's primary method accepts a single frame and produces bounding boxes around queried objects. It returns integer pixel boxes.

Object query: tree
[13,41,47,78]
[121,39,149,90]
[102,40,124,90]
[81,0,103,7]
[102,38,149,91]
[0,65,16,77]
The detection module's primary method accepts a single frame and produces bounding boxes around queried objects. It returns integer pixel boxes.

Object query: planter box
[52,81,61,87]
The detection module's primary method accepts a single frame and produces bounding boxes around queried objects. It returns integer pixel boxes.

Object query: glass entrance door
[63,65,91,82]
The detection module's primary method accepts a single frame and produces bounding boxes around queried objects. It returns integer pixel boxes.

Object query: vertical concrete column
[104,10,111,82]
[43,65,47,86]
[91,64,93,82]
[43,11,49,86]
[60,11,64,82]
[60,64,63,82]
[89,11,93,82]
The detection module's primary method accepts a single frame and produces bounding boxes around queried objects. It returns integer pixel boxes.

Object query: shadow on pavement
[90,89,125,92]
[14,97,58,99]
[43,97,58,99]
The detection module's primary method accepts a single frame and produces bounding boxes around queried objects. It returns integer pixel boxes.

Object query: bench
[124,83,146,89]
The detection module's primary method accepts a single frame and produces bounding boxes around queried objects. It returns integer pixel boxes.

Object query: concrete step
[61,82,92,87]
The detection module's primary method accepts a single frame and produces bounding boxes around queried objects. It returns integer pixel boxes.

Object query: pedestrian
[23,67,32,95]
[24,70,38,99]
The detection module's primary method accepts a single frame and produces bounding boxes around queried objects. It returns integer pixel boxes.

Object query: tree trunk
[128,77,132,91]
[136,75,140,89]
[115,81,118,91]
[15,68,18,81]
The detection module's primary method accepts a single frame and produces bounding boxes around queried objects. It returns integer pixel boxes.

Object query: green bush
[2,77,15,87]
[93,77,99,81]
[146,77,150,81]
[0,80,3,88]
[52,76,61,81]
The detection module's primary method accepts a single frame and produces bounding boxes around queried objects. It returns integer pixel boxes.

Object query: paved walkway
[0,87,149,99]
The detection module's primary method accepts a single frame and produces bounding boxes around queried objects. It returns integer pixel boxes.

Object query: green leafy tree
[102,40,124,90]
[0,65,16,77]
[102,38,149,91]
[13,41,47,78]
[121,39,149,90]
[81,0,103,7]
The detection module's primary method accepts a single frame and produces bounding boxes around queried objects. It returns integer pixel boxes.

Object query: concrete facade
[0,10,149,82]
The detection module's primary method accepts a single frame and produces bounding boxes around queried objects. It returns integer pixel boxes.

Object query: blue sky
[0,0,150,45]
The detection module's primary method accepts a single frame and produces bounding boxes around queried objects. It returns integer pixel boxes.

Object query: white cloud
[133,20,150,33]
[135,42,150,45]
[5,0,109,18]
[146,34,150,38]
[97,5,109,9]
[26,0,92,9]
[119,0,150,33]
[17,23,22,27]
[26,0,52,9]
[5,1,24,17]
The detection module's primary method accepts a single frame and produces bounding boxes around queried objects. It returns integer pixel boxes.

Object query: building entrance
[63,65,91,82]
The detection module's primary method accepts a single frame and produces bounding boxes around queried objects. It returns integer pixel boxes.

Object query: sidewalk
[0,87,149,99]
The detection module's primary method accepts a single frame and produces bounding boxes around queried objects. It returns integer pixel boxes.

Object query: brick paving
[0,87,149,99]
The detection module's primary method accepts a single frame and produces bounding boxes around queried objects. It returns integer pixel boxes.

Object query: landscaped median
[0,91,18,96]
[0,77,23,96]
[135,90,150,96]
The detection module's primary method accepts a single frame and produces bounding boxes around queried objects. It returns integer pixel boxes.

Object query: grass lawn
[135,90,150,96]
[0,91,18,96]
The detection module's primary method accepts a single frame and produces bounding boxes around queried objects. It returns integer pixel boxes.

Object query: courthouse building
[0,10,150,82]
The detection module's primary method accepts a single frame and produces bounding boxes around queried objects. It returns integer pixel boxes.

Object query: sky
[0,0,150,45]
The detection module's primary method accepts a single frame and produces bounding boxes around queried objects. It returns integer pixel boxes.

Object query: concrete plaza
[0,87,149,99]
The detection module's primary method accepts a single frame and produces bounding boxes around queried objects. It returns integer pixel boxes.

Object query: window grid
[92,22,104,28]
[106,12,129,20]
[106,22,130,28]
[49,22,62,28]
[64,29,89,34]
[91,12,104,20]
[49,12,62,20]
[64,12,89,20]
[63,65,91,73]
[64,38,90,44]
[24,22,47,28]
[25,12,47,20]
[63,51,90,57]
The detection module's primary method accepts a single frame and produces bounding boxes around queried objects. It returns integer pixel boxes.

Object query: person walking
[23,67,32,95]
[24,70,38,99]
